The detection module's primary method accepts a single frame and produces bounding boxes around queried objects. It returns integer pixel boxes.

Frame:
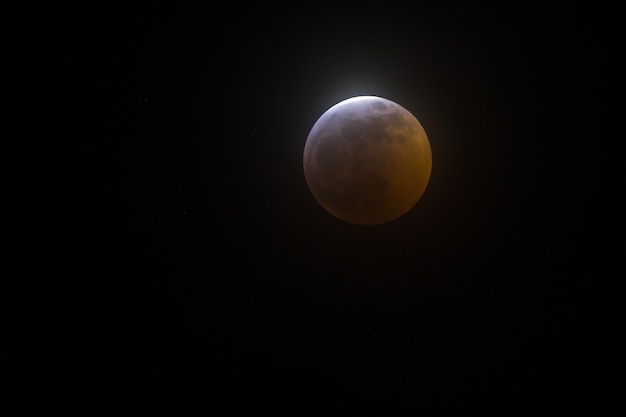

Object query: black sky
[5,2,599,413]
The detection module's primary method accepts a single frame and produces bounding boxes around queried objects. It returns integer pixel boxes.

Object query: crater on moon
[303,96,432,225]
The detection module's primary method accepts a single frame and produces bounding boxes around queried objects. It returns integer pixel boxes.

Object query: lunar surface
[303,96,432,225]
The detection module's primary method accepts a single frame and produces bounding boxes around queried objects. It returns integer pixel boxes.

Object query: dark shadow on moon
[312,134,390,213]
[318,175,390,214]
[308,113,404,214]
[371,101,387,111]
[338,112,407,145]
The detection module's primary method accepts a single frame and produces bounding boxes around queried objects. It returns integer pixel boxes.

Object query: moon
[303,96,432,225]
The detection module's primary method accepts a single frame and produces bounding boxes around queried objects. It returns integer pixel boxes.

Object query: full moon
[303,96,432,225]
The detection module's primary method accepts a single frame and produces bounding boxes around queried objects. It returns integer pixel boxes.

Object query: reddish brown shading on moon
[303,96,432,225]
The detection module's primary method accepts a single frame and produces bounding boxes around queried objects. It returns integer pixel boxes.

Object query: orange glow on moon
[303,96,432,225]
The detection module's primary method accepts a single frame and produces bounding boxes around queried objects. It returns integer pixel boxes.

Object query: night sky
[6,2,597,413]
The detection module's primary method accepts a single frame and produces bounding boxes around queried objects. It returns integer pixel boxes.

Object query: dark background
[5,2,600,413]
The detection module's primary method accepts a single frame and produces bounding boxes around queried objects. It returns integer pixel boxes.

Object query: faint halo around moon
[303,96,432,225]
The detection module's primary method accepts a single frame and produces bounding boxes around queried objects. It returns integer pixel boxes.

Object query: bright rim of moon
[303,95,432,225]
